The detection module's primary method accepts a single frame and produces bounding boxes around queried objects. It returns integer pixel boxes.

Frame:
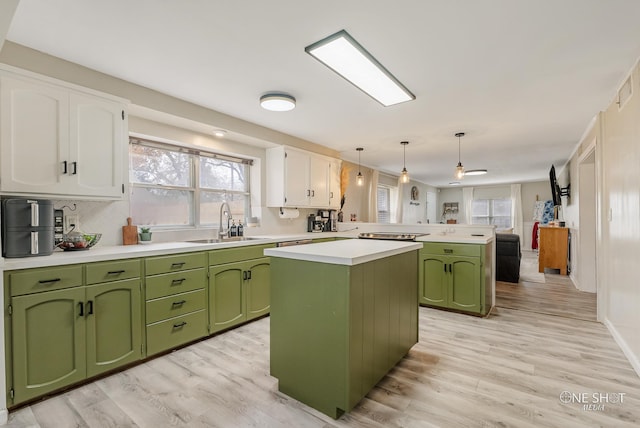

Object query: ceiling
[6,0,640,187]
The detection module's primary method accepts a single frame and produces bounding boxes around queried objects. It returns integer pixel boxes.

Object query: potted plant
[139,226,152,242]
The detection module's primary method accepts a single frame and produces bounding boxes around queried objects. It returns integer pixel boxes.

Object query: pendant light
[356,147,364,186]
[454,132,465,180]
[400,141,409,183]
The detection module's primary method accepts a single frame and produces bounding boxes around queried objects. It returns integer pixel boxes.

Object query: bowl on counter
[58,232,102,251]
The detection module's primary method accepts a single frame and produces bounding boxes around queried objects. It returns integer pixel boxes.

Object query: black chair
[496,233,521,283]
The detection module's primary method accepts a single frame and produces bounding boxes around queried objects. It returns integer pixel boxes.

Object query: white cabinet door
[266,145,340,209]
[309,156,329,207]
[0,69,126,199]
[69,93,125,198]
[328,159,341,209]
[283,148,311,207]
[0,76,70,194]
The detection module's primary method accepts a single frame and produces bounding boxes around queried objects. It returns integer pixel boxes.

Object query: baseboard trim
[0,408,7,424]
[604,318,640,377]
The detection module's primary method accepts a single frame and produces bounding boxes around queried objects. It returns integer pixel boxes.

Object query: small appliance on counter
[306,213,324,232]
[318,209,338,232]
[2,198,55,257]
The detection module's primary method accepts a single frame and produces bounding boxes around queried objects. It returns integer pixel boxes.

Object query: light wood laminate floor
[496,251,597,321]
[7,280,637,427]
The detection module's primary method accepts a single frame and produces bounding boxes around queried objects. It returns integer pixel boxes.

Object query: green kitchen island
[265,239,421,419]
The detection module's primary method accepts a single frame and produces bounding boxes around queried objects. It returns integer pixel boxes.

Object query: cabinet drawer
[86,259,141,284]
[145,268,206,300]
[8,265,83,296]
[145,252,206,276]
[146,310,207,356]
[421,243,481,257]
[209,243,275,265]
[146,289,206,324]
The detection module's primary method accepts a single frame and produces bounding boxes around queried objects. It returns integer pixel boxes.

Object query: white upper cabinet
[69,93,124,198]
[266,146,341,209]
[328,159,341,209]
[0,67,127,199]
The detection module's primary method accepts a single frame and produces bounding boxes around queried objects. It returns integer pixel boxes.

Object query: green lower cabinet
[6,260,144,407]
[146,310,208,356]
[209,257,271,333]
[419,256,449,307]
[419,243,486,315]
[11,286,87,404]
[449,257,481,312]
[85,279,142,378]
[246,258,271,321]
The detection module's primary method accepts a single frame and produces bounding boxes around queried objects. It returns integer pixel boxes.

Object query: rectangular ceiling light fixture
[305,30,415,107]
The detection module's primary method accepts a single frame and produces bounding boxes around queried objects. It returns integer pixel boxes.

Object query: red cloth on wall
[532,221,539,249]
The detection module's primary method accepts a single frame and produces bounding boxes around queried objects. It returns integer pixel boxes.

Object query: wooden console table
[538,226,569,275]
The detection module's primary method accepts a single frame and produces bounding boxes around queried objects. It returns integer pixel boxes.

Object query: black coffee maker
[318,209,337,232]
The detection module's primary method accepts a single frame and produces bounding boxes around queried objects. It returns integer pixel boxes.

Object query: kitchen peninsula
[265,239,421,418]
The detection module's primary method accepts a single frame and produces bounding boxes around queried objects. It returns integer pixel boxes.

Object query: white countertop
[264,239,423,266]
[1,231,492,270]
[416,233,493,244]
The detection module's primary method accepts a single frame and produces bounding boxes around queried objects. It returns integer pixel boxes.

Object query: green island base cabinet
[4,259,143,406]
[418,242,492,316]
[270,250,418,419]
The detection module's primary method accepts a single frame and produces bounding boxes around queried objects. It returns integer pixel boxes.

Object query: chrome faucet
[219,200,233,239]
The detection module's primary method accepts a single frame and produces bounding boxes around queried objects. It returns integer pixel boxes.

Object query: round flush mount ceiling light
[465,169,488,176]
[213,129,227,138]
[260,93,296,111]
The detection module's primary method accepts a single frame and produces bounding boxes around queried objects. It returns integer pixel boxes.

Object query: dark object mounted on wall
[549,165,570,206]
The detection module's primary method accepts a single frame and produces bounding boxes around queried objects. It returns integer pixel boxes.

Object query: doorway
[578,149,597,294]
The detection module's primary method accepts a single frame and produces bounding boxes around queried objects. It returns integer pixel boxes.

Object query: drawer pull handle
[444,249,453,254]
[171,278,186,285]
[39,278,61,284]
[172,300,186,307]
[173,321,187,329]
[107,270,126,275]
[171,262,186,268]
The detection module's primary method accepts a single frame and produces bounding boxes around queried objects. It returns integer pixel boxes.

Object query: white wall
[596,60,640,375]
[399,180,438,224]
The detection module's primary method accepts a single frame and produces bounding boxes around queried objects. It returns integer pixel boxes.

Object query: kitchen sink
[186,236,265,244]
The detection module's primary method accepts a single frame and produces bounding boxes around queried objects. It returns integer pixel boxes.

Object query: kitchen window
[129,138,252,227]
[377,184,401,224]
[471,198,512,229]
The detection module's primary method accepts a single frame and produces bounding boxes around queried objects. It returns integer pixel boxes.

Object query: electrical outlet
[65,214,79,232]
